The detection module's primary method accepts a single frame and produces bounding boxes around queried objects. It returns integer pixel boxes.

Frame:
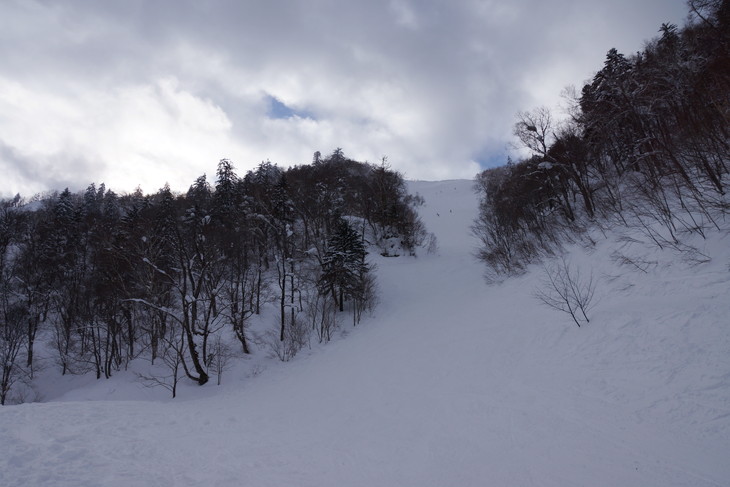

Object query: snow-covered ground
[1,179,729,486]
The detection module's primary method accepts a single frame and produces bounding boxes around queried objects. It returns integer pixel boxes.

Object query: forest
[2,0,728,406]
[0,149,430,402]
[473,0,729,280]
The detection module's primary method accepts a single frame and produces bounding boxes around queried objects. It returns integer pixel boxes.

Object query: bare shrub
[304,290,340,343]
[610,251,656,274]
[425,232,439,255]
[267,313,309,362]
[353,270,379,326]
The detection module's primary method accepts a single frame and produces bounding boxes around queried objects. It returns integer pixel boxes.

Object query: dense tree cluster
[474,0,729,278]
[0,149,427,402]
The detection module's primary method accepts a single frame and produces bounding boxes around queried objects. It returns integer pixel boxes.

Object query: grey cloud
[0,139,101,198]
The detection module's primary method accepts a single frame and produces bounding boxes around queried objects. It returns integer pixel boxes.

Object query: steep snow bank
[0,179,728,487]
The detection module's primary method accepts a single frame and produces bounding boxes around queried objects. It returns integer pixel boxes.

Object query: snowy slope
[1,179,729,487]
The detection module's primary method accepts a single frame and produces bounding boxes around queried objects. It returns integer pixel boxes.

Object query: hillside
[1,179,729,486]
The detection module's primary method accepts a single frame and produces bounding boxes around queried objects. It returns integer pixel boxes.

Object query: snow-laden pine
[1,179,728,486]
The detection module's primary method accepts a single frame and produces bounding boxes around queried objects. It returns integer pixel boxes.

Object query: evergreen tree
[318,218,369,313]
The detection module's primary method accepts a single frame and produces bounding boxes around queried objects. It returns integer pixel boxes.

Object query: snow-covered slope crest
[1,179,729,487]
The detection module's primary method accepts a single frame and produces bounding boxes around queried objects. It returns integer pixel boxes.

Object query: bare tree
[0,303,27,405]
[513,106,555,157]
[137,326,185,399]
[533,258,597,327]
[208,333,234,386]
[688,0,722,28]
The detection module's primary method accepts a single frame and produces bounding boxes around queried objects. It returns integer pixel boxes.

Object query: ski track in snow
[1,179,729,486]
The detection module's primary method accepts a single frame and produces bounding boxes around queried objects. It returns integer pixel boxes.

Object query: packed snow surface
[1,179,729,486]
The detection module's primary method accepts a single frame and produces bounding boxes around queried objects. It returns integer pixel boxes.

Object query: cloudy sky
[1,0,688,197]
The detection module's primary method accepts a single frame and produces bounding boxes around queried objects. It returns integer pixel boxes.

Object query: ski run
[1,179,728,487]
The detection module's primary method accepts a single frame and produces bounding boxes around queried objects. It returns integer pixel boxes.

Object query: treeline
[474,0,729,278]
[0,149,428,402]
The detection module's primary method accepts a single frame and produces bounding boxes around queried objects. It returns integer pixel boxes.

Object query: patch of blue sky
[266,95,315,120]
[474,150,508,170]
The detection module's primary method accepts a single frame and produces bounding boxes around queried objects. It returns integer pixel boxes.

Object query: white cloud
[0,76,243,196]
[0,0,689,198]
